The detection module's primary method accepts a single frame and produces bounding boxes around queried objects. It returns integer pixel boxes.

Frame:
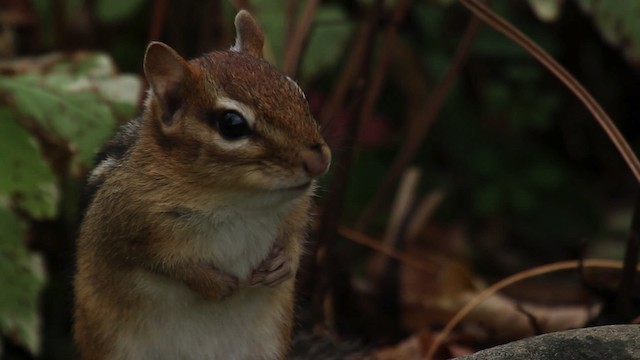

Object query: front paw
[186,265,239,301]
[248,245,293,287]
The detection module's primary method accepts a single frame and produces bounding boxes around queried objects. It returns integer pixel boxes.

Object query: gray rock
[457,325,640,360]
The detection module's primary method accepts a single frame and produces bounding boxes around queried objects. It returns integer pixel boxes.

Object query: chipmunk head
[142,10,330,197]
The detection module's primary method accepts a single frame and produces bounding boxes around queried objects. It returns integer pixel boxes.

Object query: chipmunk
[73,10,330,360]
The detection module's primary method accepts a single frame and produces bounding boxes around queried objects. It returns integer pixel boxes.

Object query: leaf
[0,109,58,219]
[251,2,353,79]
[527,0,566,22]
[95,0,148,23]
[0,51,139,356]
[576,0,640,65]
[0,52,140,177]
[300,6,353,80]
[251,1,286,66]
[0,205,46,355]
[0,73,116,170]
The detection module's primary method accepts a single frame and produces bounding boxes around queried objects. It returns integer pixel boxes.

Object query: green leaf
[0,51,139,356]
[251,1,286,66]
[0,109,58,219]
[0,205,46,355]
[527,0,566,22]
[95,0,148,23]
[251,2,353,79]
[0,74,116,169]
[577,0,640,65]
[300,6,353,80]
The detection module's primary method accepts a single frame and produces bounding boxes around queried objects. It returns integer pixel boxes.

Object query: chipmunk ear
[232,10,264,58]
[144,41,190,127]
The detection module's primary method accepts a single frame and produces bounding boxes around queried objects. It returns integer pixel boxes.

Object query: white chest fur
[117,272,288,360]
[174,197,293,281]
[112,199,296,359]
[195,208,282,281]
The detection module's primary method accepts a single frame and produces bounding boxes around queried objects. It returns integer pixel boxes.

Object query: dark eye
[216,111,252,140]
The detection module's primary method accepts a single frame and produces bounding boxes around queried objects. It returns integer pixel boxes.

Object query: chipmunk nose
[302,143,331,178]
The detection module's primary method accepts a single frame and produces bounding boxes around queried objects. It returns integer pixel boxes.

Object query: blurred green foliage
[577,0,640,65]
[342,1,637,266]
[0,206,45,355]
[0,109,58,219]
[252,2,354,79]
[94,0,147,23]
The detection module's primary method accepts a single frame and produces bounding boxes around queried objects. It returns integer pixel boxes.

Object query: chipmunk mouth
[280,182,311,192]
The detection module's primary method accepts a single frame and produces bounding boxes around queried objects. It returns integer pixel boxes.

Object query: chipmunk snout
[301,144,331,178]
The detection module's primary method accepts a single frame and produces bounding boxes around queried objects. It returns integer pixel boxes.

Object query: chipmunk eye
[216,111,251,140]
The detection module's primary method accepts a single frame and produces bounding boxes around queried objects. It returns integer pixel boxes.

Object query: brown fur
[74,10,329,360]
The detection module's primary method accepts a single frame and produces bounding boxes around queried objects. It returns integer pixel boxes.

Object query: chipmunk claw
[212,272,240,300]
[186,265,239,301]
[249,245,292,287]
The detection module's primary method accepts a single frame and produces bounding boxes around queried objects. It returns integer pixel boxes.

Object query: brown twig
[458,0,640,183]
[139,0,169,111]
[311,0,385,327]
[51,0,66,48]
[407,191,445,244]
[282,0,321,76]
[369,167,422,281]
[360,0,412,123]
[231,0,251,11]
[384,167,421,246]
[515,302,543,336]
[355,11,483,231]
[284,0,299,56]
[424,259,638,359]
[319,0,412,130]
[339,227,438,276]
[197,0,225,54]
[148,0,168,42]
[318,20,369,128]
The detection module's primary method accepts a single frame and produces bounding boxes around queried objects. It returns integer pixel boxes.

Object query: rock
[457,325,640,360]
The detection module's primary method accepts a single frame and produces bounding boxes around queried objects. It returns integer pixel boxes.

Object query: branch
[355,11,482,230]
[424,259,639,359]
[339,227,438,276]
[458,0,640,183]
[282,0,321,76]
[148,0,168,42]
[311,0,386,327]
